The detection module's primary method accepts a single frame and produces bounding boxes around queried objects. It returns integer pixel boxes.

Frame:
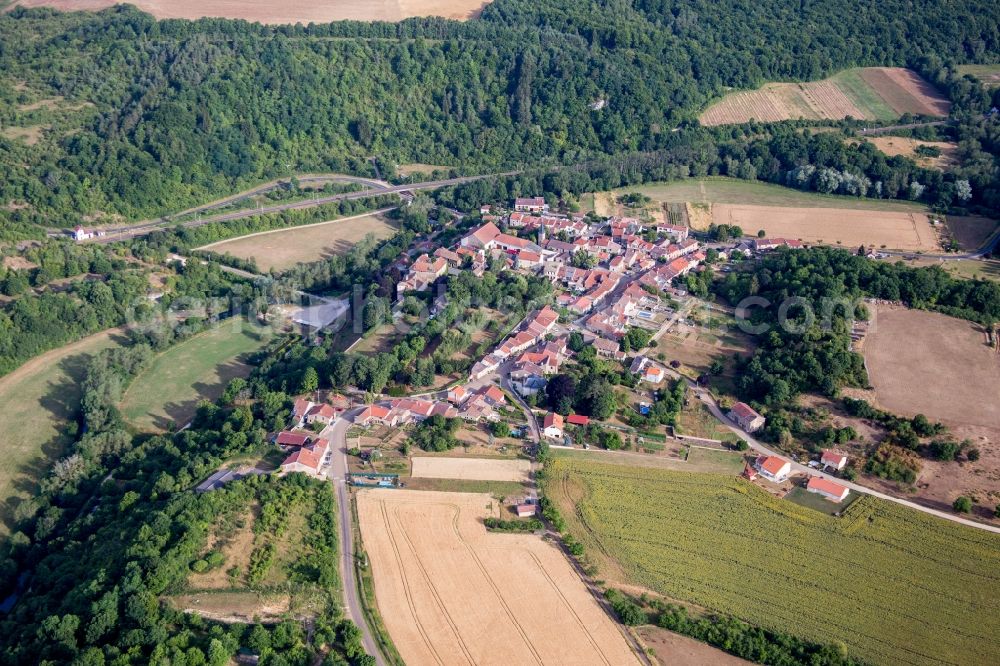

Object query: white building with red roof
[756,456,791,483]
[821,450,849,471]
[514,196,548,213]
[807,476,850,502]
[542,412,564,439]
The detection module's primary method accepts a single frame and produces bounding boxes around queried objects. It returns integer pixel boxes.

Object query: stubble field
[713,204,941,251]
[198,212,398,272]
[700,67,949,126]
[11,0,490,23]
[865,306,1000,429]
[409,456,532,482]
[357,489,640,666]
[546,457,1000,666]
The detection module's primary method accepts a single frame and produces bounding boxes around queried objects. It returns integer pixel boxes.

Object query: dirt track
[357,489,641,665]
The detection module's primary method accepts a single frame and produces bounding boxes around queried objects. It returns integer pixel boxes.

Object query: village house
[514,196,548,213]
[729,402,766,433]
[756,456,792,483]
[355,404,396,427]
[629,356,667,385]
[542,412,564,439]
[447,385,470,405]
[591,337,626,361]
[807,476,850,502]
[305,403,336,425]
[753,238,805,252]
[821,450,849,471]
[280,437,330,476]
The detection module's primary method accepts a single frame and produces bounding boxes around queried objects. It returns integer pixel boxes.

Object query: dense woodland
[1,0,999,236]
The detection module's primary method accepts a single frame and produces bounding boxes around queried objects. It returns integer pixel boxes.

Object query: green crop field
[605,178,928,211]
[546,458,1000,666]
[121,322,273,432]
[0,328,126,536]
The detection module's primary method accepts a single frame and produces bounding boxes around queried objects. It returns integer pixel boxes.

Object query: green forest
[1,0,999,235]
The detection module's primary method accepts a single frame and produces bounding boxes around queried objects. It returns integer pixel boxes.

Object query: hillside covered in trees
[1,0,999,235]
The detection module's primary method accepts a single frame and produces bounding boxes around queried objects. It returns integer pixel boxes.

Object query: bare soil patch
[396,163,453,177]
[861,136,959,170]
[410,456,531,482]
[714,204,940,251]
[167,592,291,623]
[637,625,752,666]
[11,0,490,23]
[200,212,399,272]
[865,305,1000,429]
[1,126,45,145]
[2,255,37,271]
[357,489,641,665]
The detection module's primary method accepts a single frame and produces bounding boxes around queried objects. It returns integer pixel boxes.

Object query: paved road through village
[321,410,387,666]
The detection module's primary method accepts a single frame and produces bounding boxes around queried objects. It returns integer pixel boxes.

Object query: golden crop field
[547,458,1000,666]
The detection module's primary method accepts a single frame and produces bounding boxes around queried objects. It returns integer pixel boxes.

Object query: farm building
[729,402,765,433]
[542,412,564,439]
[757,456,791,483]
[567,414,590,426]
[821,450,849,470]
[807,476,851,503]
[516,504,537,518]
[275,431,312,447]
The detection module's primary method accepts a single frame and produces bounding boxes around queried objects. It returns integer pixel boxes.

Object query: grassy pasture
[546,457,1000,666]
[0,328,126,536]
[120,322,272,432]
[957,64,1000,87]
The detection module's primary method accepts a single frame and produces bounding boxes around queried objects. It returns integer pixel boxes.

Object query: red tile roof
[807,476,849,499]
[760,456,789,476]
[566,414,590,426]
[543,412,564,429]
[276,431,311,447]
[730,402,761,421]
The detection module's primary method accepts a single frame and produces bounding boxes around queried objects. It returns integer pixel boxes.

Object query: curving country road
[321,409,387,666]
[81,172,517,245]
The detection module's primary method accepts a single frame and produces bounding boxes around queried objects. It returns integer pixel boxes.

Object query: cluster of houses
[356,384,508,427]
[469,305,561,380]
[743,451,852,503]
[276,431,331,476]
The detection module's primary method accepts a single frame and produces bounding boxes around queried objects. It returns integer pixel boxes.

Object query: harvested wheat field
[10,0,490,22]
[714,204,940,251]
[700,67,949,126]
[865,306,1000,429]
[357,489,641,666]
[198,212,398,272]
[410,456,531,482]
